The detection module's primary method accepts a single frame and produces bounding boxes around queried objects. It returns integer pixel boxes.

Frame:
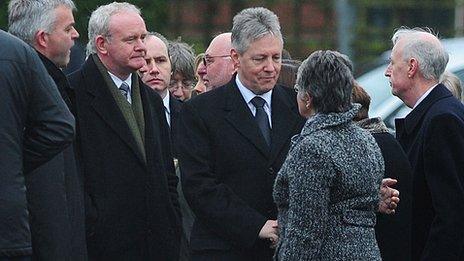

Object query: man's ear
[95,35,108,55]
[35,30,48,49]
[231,48,240,69]
[408,58,419,78]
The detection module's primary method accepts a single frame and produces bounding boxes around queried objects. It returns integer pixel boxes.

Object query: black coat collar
[396,84,453,136]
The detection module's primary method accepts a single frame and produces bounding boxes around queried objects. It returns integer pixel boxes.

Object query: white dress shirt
[235,76,273,127]
[413,84,438,109]
[108,72,132,104]
[162,93,171,127]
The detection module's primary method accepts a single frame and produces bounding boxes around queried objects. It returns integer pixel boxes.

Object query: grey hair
[86,2,141,56]
[168,39,195,83]
[296,50,354,113]
[440,71,462,101]
[392,27,449,80]
[231,7,283,54]
[8,0,76,45]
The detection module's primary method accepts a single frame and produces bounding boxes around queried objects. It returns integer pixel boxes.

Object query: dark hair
[351,81,371,121]
[277,59,301,88]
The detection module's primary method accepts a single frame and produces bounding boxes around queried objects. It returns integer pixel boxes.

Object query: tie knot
[119,82,130,92]
[251,96,266,108]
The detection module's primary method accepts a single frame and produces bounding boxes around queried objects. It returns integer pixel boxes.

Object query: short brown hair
[351,81,371,121]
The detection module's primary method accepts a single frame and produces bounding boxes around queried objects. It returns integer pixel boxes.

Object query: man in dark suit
[139,32,191,261]
[0,29,75,260]
[67,3,181,260]
[139,32,183,155]
[8,1,87,259]
[385,27,464,260]
[177,7,305,261]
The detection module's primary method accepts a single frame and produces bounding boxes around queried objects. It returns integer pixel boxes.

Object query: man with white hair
[67,2,181,259]
[8,0,85,259]
[385,27,464,260]
[203,32,236,91]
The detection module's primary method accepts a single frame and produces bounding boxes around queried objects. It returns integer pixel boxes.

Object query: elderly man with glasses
[203,32,236,91]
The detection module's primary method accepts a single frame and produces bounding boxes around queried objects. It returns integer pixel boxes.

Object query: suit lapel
[268,85,301,164]
[81,58,146,165]
[224,81,270,158]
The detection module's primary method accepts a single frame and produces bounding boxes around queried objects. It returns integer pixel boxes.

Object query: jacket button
[268,167,274,175]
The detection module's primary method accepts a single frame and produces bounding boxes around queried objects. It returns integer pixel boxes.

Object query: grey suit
[273,105,384,260]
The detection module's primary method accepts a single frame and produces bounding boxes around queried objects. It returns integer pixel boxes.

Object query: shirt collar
[108,71,132,90]
[413,83,438,109]
[235,75,272,107]
[163,93,171,114]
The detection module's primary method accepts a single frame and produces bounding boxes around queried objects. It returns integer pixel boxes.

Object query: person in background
[386,27,464,260]
[192,53,207,96]
[276,59,301,89]
[351,81,413,261]
[203,32,236,91]
[8,1,87,259]
[67,2,181,259]
[0,29,75,261]
[168,39,196,101]
[440,71,462,101]
[273,50,384,260]
[139,32,193,261]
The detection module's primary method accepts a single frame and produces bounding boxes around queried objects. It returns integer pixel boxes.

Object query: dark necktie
[119,82,130,103]
[251,96,271,146]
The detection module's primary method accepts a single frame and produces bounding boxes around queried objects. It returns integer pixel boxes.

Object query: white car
[357,37,464,130]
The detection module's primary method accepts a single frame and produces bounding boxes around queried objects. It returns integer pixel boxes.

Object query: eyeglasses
[202,54,231,66]
[169,79,194,90]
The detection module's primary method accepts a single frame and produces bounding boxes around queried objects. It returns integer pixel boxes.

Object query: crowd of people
[1,1,464,261]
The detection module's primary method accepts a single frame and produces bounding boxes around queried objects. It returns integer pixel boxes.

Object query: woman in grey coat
[273,50,384,260]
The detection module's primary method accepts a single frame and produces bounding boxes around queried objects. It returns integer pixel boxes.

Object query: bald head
[204,32,236,90]
[206,33,232,57]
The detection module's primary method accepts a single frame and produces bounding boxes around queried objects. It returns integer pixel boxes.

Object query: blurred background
[1,0,463,127]
[0,0,462,75]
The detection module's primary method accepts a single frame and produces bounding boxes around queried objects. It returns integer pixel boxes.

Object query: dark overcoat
[372,132,413,261]
[0,30,75,257]
[67,56,181,260]
[25,52,87,261]
[395,84,464,260]
[177,76,304,261]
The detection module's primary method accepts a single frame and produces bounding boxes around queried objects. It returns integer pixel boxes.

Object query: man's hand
[378,178,400,214]
[259,220,279,248]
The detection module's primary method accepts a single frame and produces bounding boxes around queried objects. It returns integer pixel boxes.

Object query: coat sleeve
[22,48,75,173]
[277,143,332,260]
[421,113,464,260]
[177,101,268,248]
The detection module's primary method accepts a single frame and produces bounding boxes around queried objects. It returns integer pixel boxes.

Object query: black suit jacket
[396,84,464,261]
[177,77,304,260]
[25,53,87,261]
[169,94,183,158]
[68,57,181,260]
